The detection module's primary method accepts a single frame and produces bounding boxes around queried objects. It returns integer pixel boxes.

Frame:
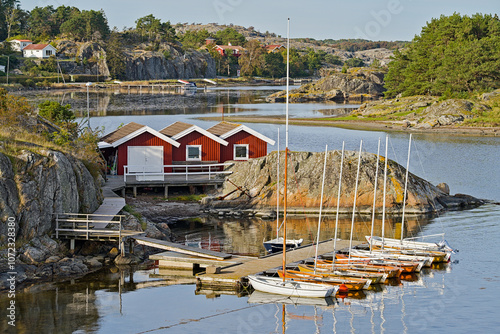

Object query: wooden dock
[196,239,362,290]
[133,236,232,260]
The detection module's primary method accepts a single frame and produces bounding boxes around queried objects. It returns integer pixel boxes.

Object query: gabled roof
[23,43,53,50]
[207,122,275,145]
[264,44,285,52]
[207,121,240,136]
[160,121,228,146]
[100,122,145,144]
[100,122,180,148]
[159,121,193,137]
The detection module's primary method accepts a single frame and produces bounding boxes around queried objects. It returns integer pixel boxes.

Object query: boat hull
[247,275,336,298]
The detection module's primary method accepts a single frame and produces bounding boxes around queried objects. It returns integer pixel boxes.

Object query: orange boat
[315,259,403,278]
[277,269,371,291]
[335,254,421,273]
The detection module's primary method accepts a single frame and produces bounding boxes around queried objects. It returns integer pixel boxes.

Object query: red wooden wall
[116,132,173,175]
[221,131,267,162]
[172,132,220,162]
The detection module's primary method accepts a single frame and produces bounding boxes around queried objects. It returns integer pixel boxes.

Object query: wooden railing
[55,213,125,241]
[123,163,233,182]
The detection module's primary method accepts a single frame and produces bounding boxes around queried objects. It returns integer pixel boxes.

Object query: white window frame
[186,145,202,161]
[234,144,249,160]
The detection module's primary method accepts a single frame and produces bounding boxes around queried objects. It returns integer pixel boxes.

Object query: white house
[23,44,57,58]
[10,39,32,51]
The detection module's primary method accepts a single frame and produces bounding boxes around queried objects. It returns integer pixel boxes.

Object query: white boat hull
[366,236,454,253]
[247,275,336,298]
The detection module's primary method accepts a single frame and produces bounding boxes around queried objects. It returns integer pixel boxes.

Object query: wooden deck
[197,239,362,289]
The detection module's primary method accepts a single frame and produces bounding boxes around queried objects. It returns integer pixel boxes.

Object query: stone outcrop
[124,46,216,80]
[0,149,103,245]
[357,93,497,129]
[266,70,386,103]
[203,151,483,214]
[55,39,216,81]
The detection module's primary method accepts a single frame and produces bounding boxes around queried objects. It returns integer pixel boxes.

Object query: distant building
[205,37,216,45]
[0,65,5,73]
[10,39,32,51]
[264,44,285,53]
[215,43,245,57]
[22,44,57,58]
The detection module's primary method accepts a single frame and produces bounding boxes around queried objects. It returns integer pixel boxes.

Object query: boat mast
[332,141,345,270]
[282,18,290,282]
[401,134,412,243]
[348,140,363,262]
[276,128,280,240]
[381,136,388,250]
[314,145,328,274]
[369,138,381,253]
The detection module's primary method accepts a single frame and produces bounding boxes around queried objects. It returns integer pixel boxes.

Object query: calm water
[3,87,500,333]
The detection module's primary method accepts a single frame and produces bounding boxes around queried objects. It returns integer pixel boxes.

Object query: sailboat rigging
[248,18,335,298]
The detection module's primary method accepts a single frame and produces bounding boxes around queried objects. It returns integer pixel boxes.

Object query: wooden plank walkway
[133,236,233,260]
[197,239,362,288]
[91,177,126,229]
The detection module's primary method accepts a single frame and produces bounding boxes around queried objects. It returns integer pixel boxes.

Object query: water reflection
[17,86,358,119]
[169,215,434,257]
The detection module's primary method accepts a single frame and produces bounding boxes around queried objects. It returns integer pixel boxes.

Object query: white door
[128,146,163,181]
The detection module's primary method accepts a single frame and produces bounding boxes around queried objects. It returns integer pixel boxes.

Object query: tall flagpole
[282,18,290,282]
[401,134,412,242]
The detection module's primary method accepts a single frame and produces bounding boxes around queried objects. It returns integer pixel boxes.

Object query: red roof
[216,45,244,51]
[15,39,32,42]
[23,44,51,50]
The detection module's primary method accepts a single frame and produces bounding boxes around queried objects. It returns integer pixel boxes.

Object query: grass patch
[122,204,144,223]
[168,194,206,202]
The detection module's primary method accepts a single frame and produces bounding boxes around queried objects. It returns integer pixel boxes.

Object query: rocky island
[202,150,484,215]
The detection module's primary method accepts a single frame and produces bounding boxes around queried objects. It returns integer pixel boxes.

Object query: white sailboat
[365,134,455,255]
[248,18,335,298]
[263,128,303,253]
[247,275,335,298]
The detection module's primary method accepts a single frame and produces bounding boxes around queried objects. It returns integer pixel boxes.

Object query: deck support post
[120,240,125,256]
[121,188,125,198]
[164,186,168,198]
[189,186,195,194]
[133,186,137,198]
[70,239,75,250]
[129,238,134,254]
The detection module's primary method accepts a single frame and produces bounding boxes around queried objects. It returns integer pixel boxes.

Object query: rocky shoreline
[266,69,386,103]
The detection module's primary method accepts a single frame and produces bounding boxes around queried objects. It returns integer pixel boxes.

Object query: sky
[19,0,499,41]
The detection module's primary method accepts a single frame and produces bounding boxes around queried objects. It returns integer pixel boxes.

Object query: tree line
[385,13,500,97]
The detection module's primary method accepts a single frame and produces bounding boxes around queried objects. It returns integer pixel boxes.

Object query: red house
[98,122,180,176]
[215,43,244,57]
[207,122,275,162]
[159,121,228,164]
[264,44,285,53]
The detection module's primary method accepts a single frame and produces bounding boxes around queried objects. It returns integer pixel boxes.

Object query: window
[46,50,53,56]
[186,145,201,161]
[234,144,249,160]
